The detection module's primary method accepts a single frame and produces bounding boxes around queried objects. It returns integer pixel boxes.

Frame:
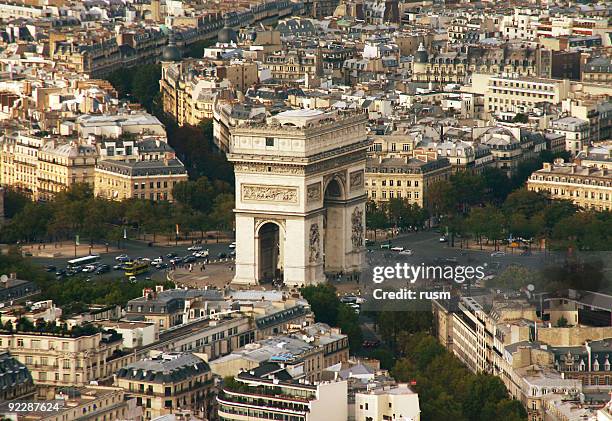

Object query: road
[30,239,235,282]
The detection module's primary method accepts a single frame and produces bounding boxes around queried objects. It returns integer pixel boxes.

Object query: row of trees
[446,189,612,251]
[1,180,234,244]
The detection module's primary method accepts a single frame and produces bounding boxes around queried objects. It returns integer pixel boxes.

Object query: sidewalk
[21,242,118,258]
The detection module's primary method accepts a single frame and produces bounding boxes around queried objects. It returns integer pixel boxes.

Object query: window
[265,137,274,147]
[17,339,24,347]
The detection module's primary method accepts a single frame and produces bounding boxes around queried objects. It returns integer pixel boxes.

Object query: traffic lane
[31,240,234,272]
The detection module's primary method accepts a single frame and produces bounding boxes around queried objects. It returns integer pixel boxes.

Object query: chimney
[9,273,17,280]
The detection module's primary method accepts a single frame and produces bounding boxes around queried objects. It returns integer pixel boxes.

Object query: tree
[365,201,388,241]
[512,113,528,123]
[300,284,340,325]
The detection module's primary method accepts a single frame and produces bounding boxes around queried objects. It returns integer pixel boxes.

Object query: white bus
[67,255,100,268]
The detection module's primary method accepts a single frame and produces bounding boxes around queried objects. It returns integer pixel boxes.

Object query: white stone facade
[228,109,370,286]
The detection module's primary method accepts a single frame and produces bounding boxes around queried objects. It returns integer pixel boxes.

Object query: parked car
[439,237,448,243]
[187,245,203,251]
[229,250,236,257]
[520,250,532,256]
[218,252,228,259]
[490,251,506,257]
[151,258,163,266]
[45,265,56,272]
[183,256,196,264]
[228,242,236,249]
[380,243,391,249]
[113,264,124,270]
[399,249,413,256]
[166,252,178,259]
[155,262,169,270]
[390,246,404,252]
[115,254,130,262]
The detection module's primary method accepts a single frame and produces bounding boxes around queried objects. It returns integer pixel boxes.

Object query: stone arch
[255,220,285,284]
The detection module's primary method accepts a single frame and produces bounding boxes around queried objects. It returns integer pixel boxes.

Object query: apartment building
[7,386,142,421]
[0,351,35,403]
[355,384,421,421]
[550,116,591,156]
[126,288,225,331]
[477,126,547,176]
[411,44,545,84]
[582,56,612,84]
[217,363,348,421]
[115,353,213,420]
[0,273,40,307]
[210,323,349,383]
[365,156,452,207]
[0,327,135,387]
[471,73,571,120]
[94,157,188,202]
[0,132,99,201]
[527,159,612,211]
[262,50,321,83]
[37,141,98,201]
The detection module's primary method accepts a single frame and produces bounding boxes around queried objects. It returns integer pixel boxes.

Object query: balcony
[218,392,310,415]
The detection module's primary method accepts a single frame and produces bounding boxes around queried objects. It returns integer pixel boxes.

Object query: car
[229,250,236,257]
[490,251,506,257]
[170,257,183,265]
[45,265,56,272]
[340,295,358,304]
[151,258,163,265]
[380,243,391,249]
[193,250,209,258]
[95,265,110,275]
[156,262,169,269]
[399,249,413,256]
[55,269,66,277]
[183,256,196,264]
[218,252,228,259]
[140,257,151,262]
[390,246,404,252]
[115,254,130,262]
[188,245,203,251]
[128,276,137,283]
[228,242,236,249]
[82,265,97,273]
[166,252,178,259]
[113,264,124,270]
[439,237,448,243]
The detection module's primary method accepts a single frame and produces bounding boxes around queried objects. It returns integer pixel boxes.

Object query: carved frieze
[351,207,364,251]
[234,163,305,175]
[242,184,298,203]
[307,183,322,203]
[349,170,364,191]
[309,223,320,263]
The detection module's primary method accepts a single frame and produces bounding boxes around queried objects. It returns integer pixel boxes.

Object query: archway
[323,178,345,275]
[257,222,284,284]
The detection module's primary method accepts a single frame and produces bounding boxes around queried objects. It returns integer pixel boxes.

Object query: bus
[67,255,100,269]
[124,261,149,277]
